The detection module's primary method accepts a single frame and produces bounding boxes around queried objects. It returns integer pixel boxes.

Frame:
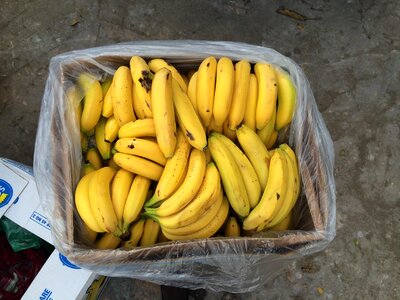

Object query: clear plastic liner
[33,41,336,293]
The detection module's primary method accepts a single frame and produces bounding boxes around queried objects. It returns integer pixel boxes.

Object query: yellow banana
[213,57,235,127]
[222,119,237,141]
[114,138,167,166]
[75,172,105,233]
[207,117,223,134]
[101,78,112,96]
[275,67,296,131]
[88,167,118,233]
[79,73,103,133]
[269,211,292,231]
[102,77,114,118]
[149,130,191,206]
[172,79,207,150]
[149,162,221,229]
[67,85,83,127]
[148,58,187,92]
[257,106,276,146]
[113,152,163,181]
[118,118,156,138]
[113,66,135,127]
[139,219,160,247]
[85,148,102,170]
[82,224,98,243]
[187,71,198,113]
[122,175,152,232]
[279,144,300,209]
[224,216,241,237]
[80,132,88,153]
[95,233,121,249]
[162,187,223,236]
[266,129,278,150]
[151,68,177,158]
[196,56,217,127]
[80,163,95,177]
[228,60,251,130]
[123,219,145,249]
[132,81,146,119]
[255,62,278,130]
[130,56,153,118]
[95,117,111,160]
[236,124,271,190]
[242,149,289,231]
[104,115,119,143]
[243,73,258,131]
[145,149,206,217]
[161,196,229,241]
[111,169,135,229]
[266,147,296,228]
[208,134,250,217]
[212,132,261,209]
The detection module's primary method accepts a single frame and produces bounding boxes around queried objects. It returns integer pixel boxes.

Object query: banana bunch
[72,55,299,249]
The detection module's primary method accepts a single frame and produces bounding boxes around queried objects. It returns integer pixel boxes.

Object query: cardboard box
[0,158,105,300]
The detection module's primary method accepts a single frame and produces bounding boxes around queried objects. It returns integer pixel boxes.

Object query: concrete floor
[1,0,399,299]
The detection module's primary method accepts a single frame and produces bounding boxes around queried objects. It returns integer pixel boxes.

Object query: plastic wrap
[33,40,336,293]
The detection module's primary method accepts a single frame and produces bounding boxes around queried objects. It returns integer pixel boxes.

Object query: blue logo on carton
[0,179,13,208]
[59,253,81,269]
[39,288,53,300]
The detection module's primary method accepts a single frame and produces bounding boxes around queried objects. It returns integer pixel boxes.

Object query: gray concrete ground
[1,0,399,299]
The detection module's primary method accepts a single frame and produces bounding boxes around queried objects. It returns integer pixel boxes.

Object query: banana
[196,56,217,127]
[208,134,250,217]
[172,79,207,150]
[222,119,237,141]
[102,77,114,118]
[118,118,156,138]
[269,211,292,231]
[265,147,296,228]
[132,81,146,119]
[148,162,221,229]
[130,56,153,118]
[75,172,105,233]
[266,129,278,150]
[255,62,278,130]
[213,57,235,127]
[114,138,167,166]
[161,196,229,241]
[151,68,177,158]
[95,233,122,249]
[242,149,289,231]
[224,216,241,237]
[148,130,191,206]
[139,219,160,246]
[85,148,103,170]
[82,224,98,243]
[236,124,271,190]
[187,71,198,113]
[81,163,95,177]
[122,175,152,232]
[113,152,163,181]
[161,187,223,236]
[113,66,135,127]
[148,58,187,92]
[81,132,88,153]
[95,117,111,160]
[78,73,103,133]
[88,167,118,233]
[207,117,223,134]
[257,106,276,146]
[101,78,112,96]
[243,73,258,131]
[111,169,135,229]
[145,148,206,217]
[212,132,261,209]
[123,219,145,249]
[275,67,296,131]
[67,85,83,127]
[228,60,251,130]
[104,115,119,143]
